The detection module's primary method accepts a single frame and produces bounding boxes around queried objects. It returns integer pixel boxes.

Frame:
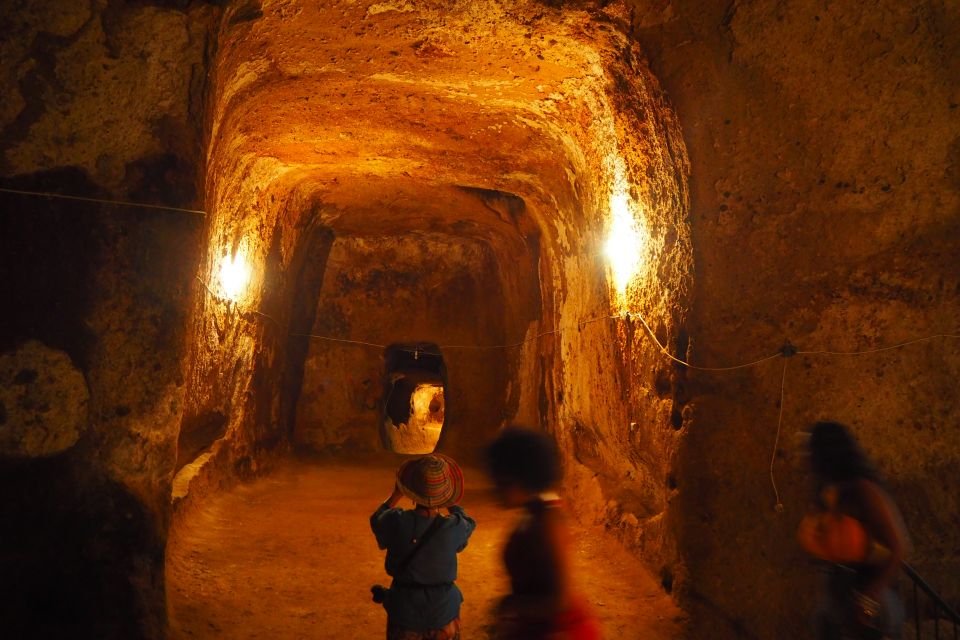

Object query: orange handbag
[797,509,871,564]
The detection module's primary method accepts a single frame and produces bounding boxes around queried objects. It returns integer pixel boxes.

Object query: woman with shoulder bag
[798,421,911,639]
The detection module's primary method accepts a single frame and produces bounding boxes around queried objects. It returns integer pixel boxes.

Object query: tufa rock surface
[0,340,88,457]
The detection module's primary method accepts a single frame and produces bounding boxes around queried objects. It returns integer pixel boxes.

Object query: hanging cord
[193,273,958,515]
[626,310,784,371]
[769,356,790,513]
[0,186,206,215]
[293,332,388,349]
[796,333,960,356]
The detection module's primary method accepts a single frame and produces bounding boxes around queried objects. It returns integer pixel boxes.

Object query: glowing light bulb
[605,191,646,294]
[218,250,251,302]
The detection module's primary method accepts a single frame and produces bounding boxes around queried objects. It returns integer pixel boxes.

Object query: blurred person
[370,454,476,640]
[798,421,910,639]
[485,426,601,640]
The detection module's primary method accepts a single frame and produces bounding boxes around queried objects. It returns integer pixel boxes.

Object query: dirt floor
[166,456,687,639]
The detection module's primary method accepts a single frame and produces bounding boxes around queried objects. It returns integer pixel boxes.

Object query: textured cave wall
[0,1,215,636]
[189,0,692,602]
[1,0,212,200]
[0,188,203,637]
[543,27,692,585]
[631,0,960,636]
[178,187,336,487]
[295,235,514,457]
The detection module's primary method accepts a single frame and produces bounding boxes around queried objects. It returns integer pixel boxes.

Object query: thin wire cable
[195,275,220,301]
[797,333,960,356]
[0,186,206,215]
[249,310,283,329]
[193,269,956,516]
[292,333,387,349]
[628,309,784,371]
[770,357,788,513]
[438,333,551,350]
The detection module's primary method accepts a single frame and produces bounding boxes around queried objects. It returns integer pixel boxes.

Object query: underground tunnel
[2,1,959,639]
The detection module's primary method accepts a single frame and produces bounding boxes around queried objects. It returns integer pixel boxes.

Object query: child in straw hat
[370,454,476,640]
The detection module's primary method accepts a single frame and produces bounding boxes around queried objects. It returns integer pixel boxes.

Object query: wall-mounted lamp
[218,248,251,303]
[605,191,647,295]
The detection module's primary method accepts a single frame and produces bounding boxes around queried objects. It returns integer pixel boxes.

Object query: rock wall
[0,341,89,457]
[0,188,203,637]
[0,1,215,636]
[1,0,212,200]
[631,0,960,636]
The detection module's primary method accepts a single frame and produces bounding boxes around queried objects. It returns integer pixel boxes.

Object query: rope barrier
[796,334,960,356]
[770,358,789,513]
[293,333,388,349]
[626,310,785,371]
[0,186,206,215]
[278,305,957,515]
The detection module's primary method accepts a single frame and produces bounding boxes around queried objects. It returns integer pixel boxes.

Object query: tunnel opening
[381,342,447,454]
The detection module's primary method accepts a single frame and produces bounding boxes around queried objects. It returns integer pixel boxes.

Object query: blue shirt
[370,504,476,630]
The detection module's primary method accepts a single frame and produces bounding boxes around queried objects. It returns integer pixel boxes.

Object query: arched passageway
[169,0,691,636]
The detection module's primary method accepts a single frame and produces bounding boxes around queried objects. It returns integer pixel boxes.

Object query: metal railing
[903,562,960,639]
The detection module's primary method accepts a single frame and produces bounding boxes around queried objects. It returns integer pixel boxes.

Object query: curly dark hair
[808,421,879,484]
[485,426,562,492]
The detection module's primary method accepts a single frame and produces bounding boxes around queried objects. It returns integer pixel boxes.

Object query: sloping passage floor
[166,457,686,639]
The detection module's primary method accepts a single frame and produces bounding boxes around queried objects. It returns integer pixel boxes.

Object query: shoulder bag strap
[396,514,445,575]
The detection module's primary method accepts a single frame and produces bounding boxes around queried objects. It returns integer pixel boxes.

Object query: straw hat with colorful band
[396,454,464,508]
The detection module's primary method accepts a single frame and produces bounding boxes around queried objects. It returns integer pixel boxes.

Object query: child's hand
[384,484,404,507]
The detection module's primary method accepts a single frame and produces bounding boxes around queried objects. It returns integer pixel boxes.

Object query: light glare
[218,250,251,302]
[606,192,645,294]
